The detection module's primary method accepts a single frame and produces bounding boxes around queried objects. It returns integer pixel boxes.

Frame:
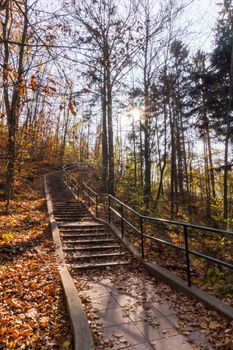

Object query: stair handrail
[62,168,233,288]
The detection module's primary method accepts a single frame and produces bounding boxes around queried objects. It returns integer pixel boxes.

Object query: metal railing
[62,169,233,287]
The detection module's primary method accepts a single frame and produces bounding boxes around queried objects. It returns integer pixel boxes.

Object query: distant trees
[116,1,233,224]
[210,10,233,220]
[122,0,185,207]
[190,51,216,214]
[167,40,190,216]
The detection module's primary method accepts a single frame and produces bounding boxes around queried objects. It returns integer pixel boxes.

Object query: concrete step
[53,205,85,208]
[54,201,80,205]
[71,252,125,260]
[55,217,93,221]
[54,212,89,215]
[71,261,129,270]
[53,207,87,210]
[53,200,82,202]
[53,210,88,214]
[63,245,120,252]
[58,224,105,229]
[55,211,87,214]
[61,233,107,238]
[60,227,106,233]
[53,208,86,211]
[64,239,115,245]
[55,215,91,219]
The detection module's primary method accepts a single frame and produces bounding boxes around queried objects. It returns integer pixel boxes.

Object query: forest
[0,0,232,225]
[0,0,233,349]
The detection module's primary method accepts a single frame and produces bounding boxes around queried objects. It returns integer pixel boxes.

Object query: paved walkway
[78,268,213,350]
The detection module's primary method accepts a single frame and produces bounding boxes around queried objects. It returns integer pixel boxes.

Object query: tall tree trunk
[5,110,16,203]
[132,116,137,186]
[101,68,108,192]
[61,103,69,162]
[106,65,115,195]
[180,113,189,194]
[206,127,216,199]
[155,101,168,207]
[144,114,151,207]
[3,0,28,208]
[170,105,176,218]
[223,112,231,220]
[176,124,184,196]
[203,136,211,216]
[139,119,143,187]
[201,84,216,199]
[170,100,179,217]
[143,18,151,208]
[223,18,233,220]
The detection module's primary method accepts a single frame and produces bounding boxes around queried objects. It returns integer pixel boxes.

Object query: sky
[35,0,223,156]
[38,0,220,53]
[186,0,219,52]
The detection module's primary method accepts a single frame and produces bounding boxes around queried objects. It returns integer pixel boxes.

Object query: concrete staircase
[47,174,131,270]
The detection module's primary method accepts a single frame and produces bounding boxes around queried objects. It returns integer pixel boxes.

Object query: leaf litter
[74,264,233,350]
[0,191,72,350]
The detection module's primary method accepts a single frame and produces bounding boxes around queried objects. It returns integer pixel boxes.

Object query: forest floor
[0,179,72,350]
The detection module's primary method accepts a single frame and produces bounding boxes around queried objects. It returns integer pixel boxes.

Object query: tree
[63,0,137,194]
[190,51,216,215]
[2,0,29,205]
[210,8,233,220]
[0,0,74,207]
[133,0,188,208]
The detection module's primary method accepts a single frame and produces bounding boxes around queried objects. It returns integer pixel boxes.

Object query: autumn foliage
[0,188,72,349]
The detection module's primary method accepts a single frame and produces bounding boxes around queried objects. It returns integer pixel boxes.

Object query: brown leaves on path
[75,265,233,350]
[0,191,72,349]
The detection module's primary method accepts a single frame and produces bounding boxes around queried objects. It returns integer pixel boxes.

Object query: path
[47,172,213,350]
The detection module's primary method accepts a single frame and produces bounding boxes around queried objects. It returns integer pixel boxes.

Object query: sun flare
[120,107,142,130]
[131,108,141,121]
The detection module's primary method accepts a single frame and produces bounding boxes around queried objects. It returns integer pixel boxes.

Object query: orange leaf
[39,316,48,328]
[19,83,26,96]
[68,100,74,112]
[3,67,9,77]
[10,330,19,339]
[19,329,32,337]
[31,76,37,91]
[68,100,77,115]
[44,86,50,93]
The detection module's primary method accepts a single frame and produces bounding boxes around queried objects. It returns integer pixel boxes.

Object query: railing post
[184,226,192,287]
[140,216,144,259]
[121,204,124,238]
[108,195,111,223]
[95,194,98,217]
[82,183,84,201]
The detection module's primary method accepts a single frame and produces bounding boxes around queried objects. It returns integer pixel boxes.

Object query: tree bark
[143,17,151,208]
[101,67,108,192]
[3,0,28,207]
[106,64,115,195]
